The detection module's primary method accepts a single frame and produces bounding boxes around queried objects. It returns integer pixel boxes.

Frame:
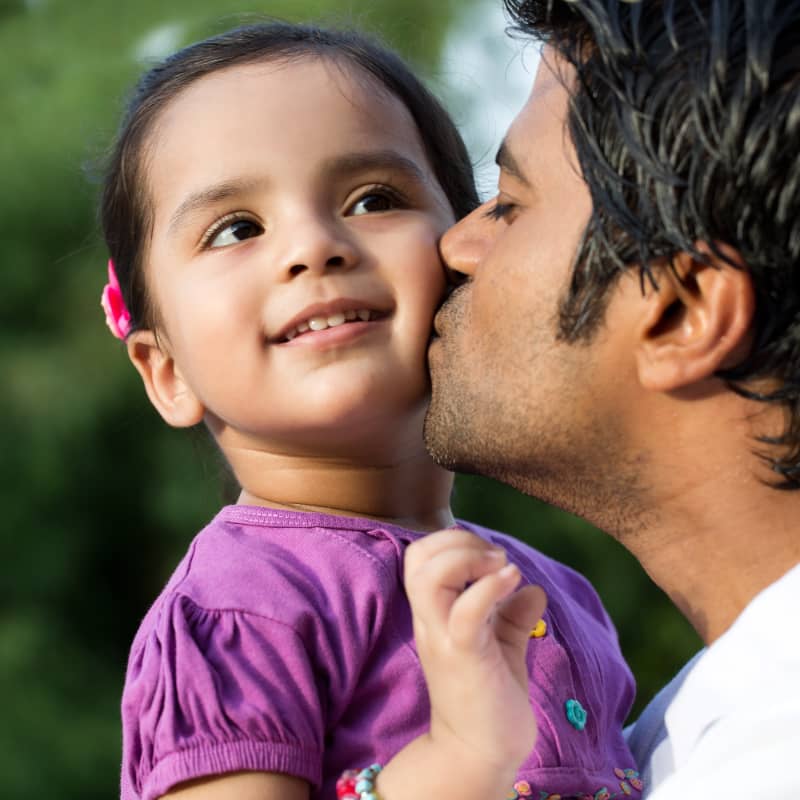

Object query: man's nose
[440,201,494,280]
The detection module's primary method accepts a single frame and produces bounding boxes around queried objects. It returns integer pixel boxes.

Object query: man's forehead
[530,47,565,102]
[503,54,569,174]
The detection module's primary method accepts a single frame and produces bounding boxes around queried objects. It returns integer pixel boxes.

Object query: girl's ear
[634,243,755,392]
[126,330,205,428]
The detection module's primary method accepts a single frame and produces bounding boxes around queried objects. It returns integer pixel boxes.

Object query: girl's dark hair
[504,0,800,487]
[101,20,478,331]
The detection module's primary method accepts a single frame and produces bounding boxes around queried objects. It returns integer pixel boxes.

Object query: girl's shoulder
[181,504,413,608]
[129,505,416,660]
[121,506,425,800]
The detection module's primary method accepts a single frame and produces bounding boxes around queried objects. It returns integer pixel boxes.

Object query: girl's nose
[288,253,350,277]
[277,216,360,279]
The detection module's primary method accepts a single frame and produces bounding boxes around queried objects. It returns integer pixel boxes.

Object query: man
[423,0,800,796]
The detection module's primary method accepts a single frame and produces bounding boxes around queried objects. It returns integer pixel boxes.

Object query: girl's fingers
[406,545,509,631]
[447,563,523,650]
[494,584,547,650]
[404,529,541,651]
[404,528,497,577]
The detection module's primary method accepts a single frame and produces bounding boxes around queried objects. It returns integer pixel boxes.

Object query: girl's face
[135,58,455,456]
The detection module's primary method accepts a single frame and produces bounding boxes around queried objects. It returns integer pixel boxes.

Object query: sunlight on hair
[439,0,539,199]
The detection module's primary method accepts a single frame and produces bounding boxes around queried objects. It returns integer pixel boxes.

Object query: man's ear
[126,330,205,428]
[635,244,755,392]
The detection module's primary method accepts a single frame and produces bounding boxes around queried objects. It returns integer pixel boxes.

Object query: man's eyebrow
[321,149,428,185]
[167,178,262,236]
[495,139,530,186]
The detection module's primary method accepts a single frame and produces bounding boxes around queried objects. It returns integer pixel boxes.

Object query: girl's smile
[272,298,390,345]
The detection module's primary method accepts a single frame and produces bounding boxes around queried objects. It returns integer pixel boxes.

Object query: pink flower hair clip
[100,259,132,340]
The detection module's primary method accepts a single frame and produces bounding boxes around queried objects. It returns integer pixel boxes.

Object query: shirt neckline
[218,503,450,540]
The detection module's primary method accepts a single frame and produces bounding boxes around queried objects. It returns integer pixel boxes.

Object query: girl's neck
[232,448,455,533]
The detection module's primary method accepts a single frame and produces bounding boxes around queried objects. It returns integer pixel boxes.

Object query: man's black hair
[504,0,800,486]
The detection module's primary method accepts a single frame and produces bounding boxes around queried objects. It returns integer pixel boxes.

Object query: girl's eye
[348,191,399,216]
[206,218,263,249]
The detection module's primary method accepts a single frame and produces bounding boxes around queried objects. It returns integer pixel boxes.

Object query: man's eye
[483,201,516,222]
[207,219,263,248]
[348,191,398,216]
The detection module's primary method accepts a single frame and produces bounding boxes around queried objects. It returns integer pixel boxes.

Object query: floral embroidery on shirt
[506,768,643,800]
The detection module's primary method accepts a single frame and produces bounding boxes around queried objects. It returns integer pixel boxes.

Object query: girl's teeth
[287,309,374,340]
[327,312,346,327]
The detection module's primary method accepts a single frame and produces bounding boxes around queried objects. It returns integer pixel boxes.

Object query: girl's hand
[404,528,547,777]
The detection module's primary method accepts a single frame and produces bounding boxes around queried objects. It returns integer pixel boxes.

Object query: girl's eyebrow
[167,178,263,236]
[167,150,426,237]
[320,149,428,186]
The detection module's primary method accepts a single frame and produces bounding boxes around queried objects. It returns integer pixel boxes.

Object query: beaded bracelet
[336,763,383,800]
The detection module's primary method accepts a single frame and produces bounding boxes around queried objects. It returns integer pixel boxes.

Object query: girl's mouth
[282,309,383,342]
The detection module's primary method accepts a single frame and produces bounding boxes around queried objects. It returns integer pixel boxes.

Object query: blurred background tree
[0,1,700,798]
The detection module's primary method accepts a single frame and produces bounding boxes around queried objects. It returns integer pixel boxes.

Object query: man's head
[426,0,800,520]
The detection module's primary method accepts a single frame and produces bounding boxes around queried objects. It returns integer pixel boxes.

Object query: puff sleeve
[121,593,324,800]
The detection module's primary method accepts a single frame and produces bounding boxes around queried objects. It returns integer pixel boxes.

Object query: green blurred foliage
[1,1,699,798]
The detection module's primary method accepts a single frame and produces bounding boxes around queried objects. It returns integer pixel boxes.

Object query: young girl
[100,21,641,800]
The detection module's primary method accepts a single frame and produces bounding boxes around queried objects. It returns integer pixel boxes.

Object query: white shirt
[628,563,800,799]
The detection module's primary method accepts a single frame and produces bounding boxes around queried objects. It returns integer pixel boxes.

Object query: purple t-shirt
[121,506,639,800]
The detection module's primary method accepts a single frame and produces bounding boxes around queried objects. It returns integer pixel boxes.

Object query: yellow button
[529,619,547,638]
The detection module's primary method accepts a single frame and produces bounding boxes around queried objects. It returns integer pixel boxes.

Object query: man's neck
[616,456,800,644]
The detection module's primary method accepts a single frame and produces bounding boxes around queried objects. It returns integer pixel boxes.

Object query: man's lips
[432,283,466,339]
[271,297,391,343]
[432,303,452,339]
